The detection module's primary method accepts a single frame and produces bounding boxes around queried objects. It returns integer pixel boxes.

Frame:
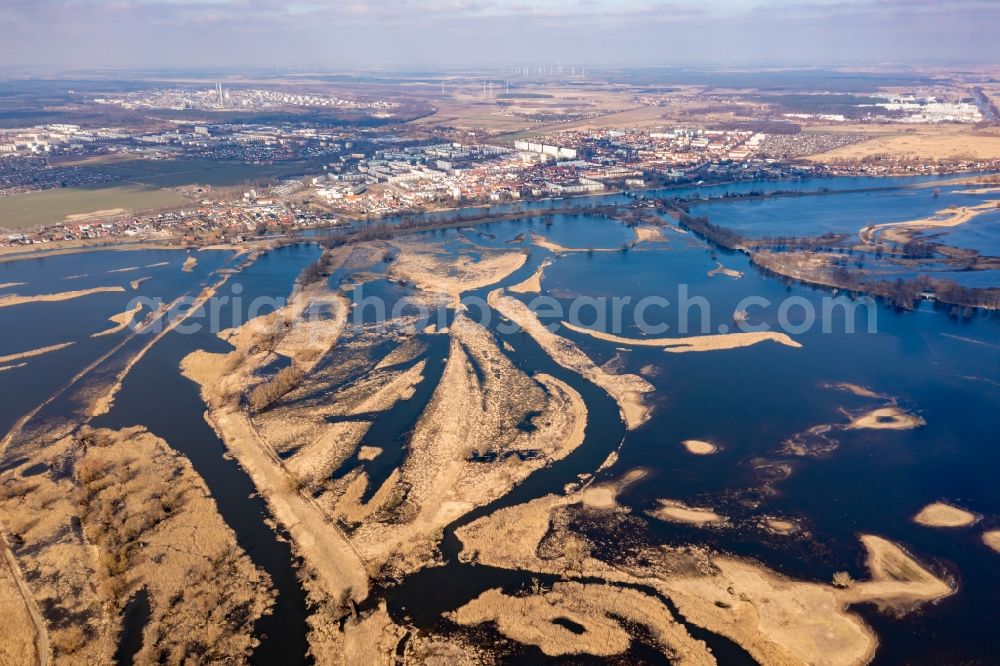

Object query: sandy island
[682,439,718,455]
[913,502,977,528]
[561,321,802,353]
[181,256,198,272]
[0,286,126,309]
[983,531,1000,554]
[845,406,925,430]
[357,446,383,461]
[528,231,617,253]
[762,517,799,534]
[648,500,726,526]
[0,282,25,290]
[707,262,743,279]
[634,225,667,244]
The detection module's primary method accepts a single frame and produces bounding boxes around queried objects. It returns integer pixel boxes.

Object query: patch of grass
[0,184,187,229]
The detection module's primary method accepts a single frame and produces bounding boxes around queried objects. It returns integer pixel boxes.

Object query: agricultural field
[0,184,186,229]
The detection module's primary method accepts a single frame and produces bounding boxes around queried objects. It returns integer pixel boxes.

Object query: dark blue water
[0,249,234,437]
[687,184,986,238]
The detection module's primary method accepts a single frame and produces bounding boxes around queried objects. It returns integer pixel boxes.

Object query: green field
[0,158,301,230]
[0,184,187,230]
[93,159,293,187]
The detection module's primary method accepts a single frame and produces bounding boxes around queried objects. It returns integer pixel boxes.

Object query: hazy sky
[1,0,997,71]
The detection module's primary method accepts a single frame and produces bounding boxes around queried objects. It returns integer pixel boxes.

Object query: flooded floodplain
[0,177,998,664]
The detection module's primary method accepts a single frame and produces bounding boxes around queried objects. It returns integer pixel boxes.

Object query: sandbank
[634,225,667,244]
[0,341,75,364]
[508,260,550,294]
[561,321,801,353]
[845,406,924,430]
[682,439,718,455]
[0,286,126,309]
[357,446,383,461]
[648,500,726,526]
[913,502,976,528]
[91,302,144,338]
[707,262,743,279]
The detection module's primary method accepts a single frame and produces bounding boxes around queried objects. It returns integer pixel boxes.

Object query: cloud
[0,0,997,70]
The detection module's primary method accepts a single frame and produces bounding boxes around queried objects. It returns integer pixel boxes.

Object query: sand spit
[954,186,1000,195]
[0,286,126,309]
[634,225,668,244]
[841,535,953,612]
[649,500,726,526]
[489,289,653,429]
[561,321,801,354]
[145,261,170,268]
[983,531,1000,554]
[528,231,621,254]
[390,240,527,306]
[0,281,25,290]
[91,302,143,338]
[863,200,1000,244]
[845,406,925,430]
[457,473,952,666]
[348,315,587,574]
[913,502,977,528]
[827,382,889,399]
[527,231,619,253]
[707,262,743,279]
[129,276,151,290]
[450,582,714,664]
[107,266,139,273]
[181,255,198,272]
[683,439,718,455]
[0,362,28,373]
[0,426,274,663]
[508,259,551,294]
[0,342,75,365]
